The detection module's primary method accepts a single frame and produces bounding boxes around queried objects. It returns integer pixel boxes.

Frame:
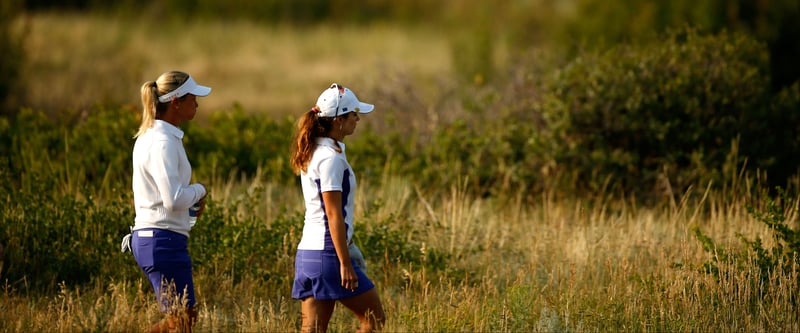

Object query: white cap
[315,83,374,118]
[158,76,212,103]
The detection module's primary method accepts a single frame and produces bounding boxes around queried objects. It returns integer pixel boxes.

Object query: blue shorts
[132,228,196,310]
[292,249,375,300]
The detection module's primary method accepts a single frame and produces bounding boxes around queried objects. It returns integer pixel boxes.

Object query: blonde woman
[289,83,386,332]
[131,70,210,333]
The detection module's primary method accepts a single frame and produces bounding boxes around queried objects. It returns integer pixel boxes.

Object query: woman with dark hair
[289,83,385,332]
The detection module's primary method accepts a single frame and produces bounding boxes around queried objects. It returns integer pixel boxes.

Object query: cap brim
[357,102,374,113]
[190,84,211,97]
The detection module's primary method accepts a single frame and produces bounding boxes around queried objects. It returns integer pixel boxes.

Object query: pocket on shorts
[299,250,323,279]
[132,231,155,267]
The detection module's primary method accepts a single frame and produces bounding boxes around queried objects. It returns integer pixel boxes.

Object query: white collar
[153,120,184,139]
[315,137,345,152]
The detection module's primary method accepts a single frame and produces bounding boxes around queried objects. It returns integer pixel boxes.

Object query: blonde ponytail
[134,71,190,138]
[135,81,158,138]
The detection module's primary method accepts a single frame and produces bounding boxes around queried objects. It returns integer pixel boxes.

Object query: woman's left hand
[340,264,358,292]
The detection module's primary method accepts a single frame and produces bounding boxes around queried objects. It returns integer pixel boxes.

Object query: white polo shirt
[131,120,206,237]
[297,137,356,251]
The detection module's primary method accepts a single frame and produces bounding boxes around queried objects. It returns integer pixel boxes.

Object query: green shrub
[693,187,800,305]
[759,83,800,183]
[0,107,139,292]
[358,199,449,271]
[187,190,300,289]
[554,0,800,90]
[529,28,780,197]
[349,28,800,201]
[185,107,295,185]
[0,173,138,292]
[740,188,800,280]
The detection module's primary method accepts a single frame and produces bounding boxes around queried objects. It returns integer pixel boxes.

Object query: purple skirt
[292,249,375,300]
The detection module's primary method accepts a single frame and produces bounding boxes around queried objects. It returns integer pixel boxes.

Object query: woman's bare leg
[339,288,385,333]
[301,297,336,333]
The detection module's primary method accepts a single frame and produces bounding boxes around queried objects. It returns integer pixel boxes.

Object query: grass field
[3,12,800,332]
[4,173,798,331]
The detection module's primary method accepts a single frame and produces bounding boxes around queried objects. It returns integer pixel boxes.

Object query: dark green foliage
[2,107,139,194]
[358,200,449,271]
[0,107,140,292]
[761,83,800,184]
[373,29,800,201]
[185,107,295,184]
[345,29,800,201]
[559,0,800,91]
[0,174,139,292]
[691,225,727,277]
[741,188,800,279]
[530,28,786,198]
[188,193,300,289]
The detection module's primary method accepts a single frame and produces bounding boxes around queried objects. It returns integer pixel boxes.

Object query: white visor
[158,76,211,103]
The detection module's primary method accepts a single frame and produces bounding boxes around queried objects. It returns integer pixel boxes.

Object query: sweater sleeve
[149,139,204,211]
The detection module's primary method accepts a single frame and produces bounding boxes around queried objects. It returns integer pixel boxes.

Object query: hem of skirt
[292,286,373,301]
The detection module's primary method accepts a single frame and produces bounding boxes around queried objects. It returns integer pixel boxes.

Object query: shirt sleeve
[149,139,200,211]
[318,156,345,193]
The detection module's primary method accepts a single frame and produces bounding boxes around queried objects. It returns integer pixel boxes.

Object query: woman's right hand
[195,199,206,217]
[196,183,208,216]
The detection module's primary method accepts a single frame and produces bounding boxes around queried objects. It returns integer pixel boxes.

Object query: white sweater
[132,120,206,237]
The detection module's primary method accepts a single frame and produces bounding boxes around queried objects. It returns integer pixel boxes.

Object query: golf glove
[120,226,132,253]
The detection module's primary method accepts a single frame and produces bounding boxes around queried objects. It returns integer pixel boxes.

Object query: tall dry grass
[3,173,796,331]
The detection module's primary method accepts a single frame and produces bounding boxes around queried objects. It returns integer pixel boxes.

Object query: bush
[185,106,295,185]
[760,83,800,184]
[554,0,800,91]
[526,28,784,198]
[693,187,800,305]
[0,107,139,292]
[187,189,301,289]
[375,29,799,201]
[0,172,139,292]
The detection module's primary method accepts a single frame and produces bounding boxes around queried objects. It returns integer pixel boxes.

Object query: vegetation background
[2,0,800,331]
